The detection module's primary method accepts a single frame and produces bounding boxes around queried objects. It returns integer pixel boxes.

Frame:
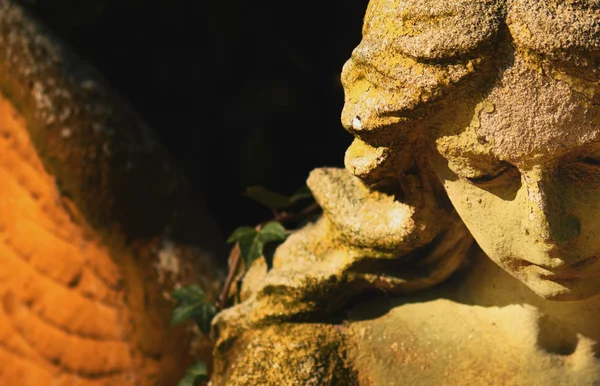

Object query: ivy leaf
[259,221,287,242]
[289,185,313,204]
[262,242,278,271]
[178,361,208,386]
[172,285,205,304]
[171,285,216,335]
[226,226,256,243]
[244,185,314,209]
[244,186,293,209]
[226,222,288,268]
[171,285,205,326]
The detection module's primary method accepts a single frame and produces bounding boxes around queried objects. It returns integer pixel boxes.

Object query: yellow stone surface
[212,1,600,385]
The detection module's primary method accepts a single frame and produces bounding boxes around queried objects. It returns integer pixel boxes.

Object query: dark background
[20,0,370,238]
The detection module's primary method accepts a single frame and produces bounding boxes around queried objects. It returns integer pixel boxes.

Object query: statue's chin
[519,274,600,301]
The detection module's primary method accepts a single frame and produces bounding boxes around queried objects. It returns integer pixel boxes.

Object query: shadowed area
[0,1,225,384]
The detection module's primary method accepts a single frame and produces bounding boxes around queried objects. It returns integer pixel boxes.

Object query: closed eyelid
[578,157,600,166]
[451,160,523,192]
[553,146,600,169]
[445,154,512,179]
[465,163,511,183]
[466,170,507,183]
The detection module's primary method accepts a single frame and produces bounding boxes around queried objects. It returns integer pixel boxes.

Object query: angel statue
[211,1,600,385]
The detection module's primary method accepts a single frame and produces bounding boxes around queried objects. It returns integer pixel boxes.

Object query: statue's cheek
[438,175,526,264]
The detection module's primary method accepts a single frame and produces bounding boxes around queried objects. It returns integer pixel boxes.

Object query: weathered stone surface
[212,323,356,386]
[212,0,600,385]
[0,1,224,384]
[362,0,503,60]
[346,252,600,385]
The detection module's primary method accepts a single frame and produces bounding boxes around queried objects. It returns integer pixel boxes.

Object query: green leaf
[244,186,292,209]
[236,231,265,268]
[172,302,203,327]
[262,242,278,270]
[259,222,287,271]
[170,285,216,334]
[178,361,208,386]
[244,185,314,209]
[172,285,205,303]
[229,222,288,269]
[226,226,257,244]
[289,185,313,203]
[193,302,216,335]
[259,221,287,243]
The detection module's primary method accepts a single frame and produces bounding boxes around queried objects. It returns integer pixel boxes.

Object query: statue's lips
[515,255,600,280]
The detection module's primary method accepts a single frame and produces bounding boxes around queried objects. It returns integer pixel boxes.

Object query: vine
[170,185,320,386]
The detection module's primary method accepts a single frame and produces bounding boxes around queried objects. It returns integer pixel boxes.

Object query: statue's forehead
[361,0,502,61]
[462,60,600,164]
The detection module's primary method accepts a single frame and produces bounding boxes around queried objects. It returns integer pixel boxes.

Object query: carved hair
[341,0,600,136]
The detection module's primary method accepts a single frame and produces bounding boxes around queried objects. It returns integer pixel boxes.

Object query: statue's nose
[341,104,382,136]
[340,58,406,144]
[522,168,581,246]
[339,59,379,134]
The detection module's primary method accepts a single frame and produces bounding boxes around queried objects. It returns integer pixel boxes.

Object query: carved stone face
[341,1,600,301]
[432,54,600,301]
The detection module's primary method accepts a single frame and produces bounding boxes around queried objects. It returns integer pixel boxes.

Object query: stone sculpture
[0,1,223,385]
[212,1,600,384]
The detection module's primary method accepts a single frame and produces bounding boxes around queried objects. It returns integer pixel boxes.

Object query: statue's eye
[570,156,600,178]
[580,157,600,167]
[465,162,517,186]
[558,155,600,182]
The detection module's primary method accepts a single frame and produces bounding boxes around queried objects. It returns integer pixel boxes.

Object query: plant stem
[270,202,320,224]
[218,243,241,310]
